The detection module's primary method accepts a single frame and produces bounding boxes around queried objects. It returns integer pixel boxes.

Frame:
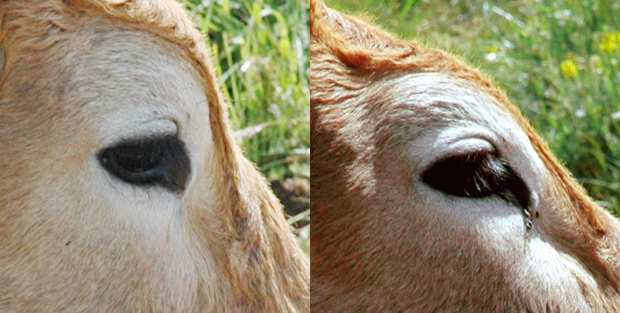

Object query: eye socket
[421,150,530,208]
[98,136,190,192]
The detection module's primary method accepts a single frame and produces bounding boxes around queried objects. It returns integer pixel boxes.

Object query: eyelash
[421,150,530,208]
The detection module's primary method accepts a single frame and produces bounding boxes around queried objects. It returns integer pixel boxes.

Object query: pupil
[98,135,190,192]
[421,150,530,208]
[115,149,160,173]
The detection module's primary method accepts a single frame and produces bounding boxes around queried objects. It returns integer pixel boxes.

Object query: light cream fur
[0,1,309,312]
[311,0,620,312]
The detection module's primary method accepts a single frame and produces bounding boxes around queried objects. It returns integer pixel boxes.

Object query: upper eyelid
[418,135,497,170]
[109,134,180,148]
[420,147,497,175]
[98,118,179,148]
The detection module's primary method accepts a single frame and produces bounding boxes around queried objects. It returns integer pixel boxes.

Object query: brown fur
[0,0,308,312]
[311,0,620,311]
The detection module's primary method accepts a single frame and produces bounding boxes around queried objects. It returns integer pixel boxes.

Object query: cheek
[183,125,218,208]
[361,150,420,247]
[374,150,416,203]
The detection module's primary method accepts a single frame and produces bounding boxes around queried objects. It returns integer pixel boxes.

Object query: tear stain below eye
[421,149,531,209]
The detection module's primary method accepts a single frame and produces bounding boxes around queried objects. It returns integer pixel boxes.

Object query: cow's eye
[421,150,530,208]
[98,136,190,192]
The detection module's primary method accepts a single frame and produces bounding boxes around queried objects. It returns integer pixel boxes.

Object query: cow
[310,0,620,311]
[0,0,309,312]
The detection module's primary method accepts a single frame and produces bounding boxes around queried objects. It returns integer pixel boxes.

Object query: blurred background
[327,0,620,216]
[180,0,309,254]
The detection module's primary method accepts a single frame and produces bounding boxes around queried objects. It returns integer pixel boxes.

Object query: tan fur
[311,0,620,311]
[0,0,309,312]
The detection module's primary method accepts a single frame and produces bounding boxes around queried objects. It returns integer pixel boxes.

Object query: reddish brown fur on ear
[310,0,505,106]
[310,0,417,70]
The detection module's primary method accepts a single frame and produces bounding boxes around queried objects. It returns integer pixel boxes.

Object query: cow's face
[310,1,620,311]
[0,10,225,312]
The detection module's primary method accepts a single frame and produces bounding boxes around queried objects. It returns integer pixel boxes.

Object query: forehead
[0,4,213,183]
[384,73,507,121]
[62,23,209,144]
[320,72,511,140]
[347,72,512,133]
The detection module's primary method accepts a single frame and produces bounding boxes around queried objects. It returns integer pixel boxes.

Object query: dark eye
[98,136,190,192]
[421,150,530,208]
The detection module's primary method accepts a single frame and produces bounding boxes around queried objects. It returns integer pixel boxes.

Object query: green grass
[327,0,620,215]
[181,0,309,252]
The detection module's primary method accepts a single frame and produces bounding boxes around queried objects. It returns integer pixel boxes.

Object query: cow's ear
[310,0,416,70]
[312,3,398,49]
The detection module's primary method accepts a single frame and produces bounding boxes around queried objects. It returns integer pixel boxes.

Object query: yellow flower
[560,59,578,78]
[486,45,500,53]
[599,32,620,52]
